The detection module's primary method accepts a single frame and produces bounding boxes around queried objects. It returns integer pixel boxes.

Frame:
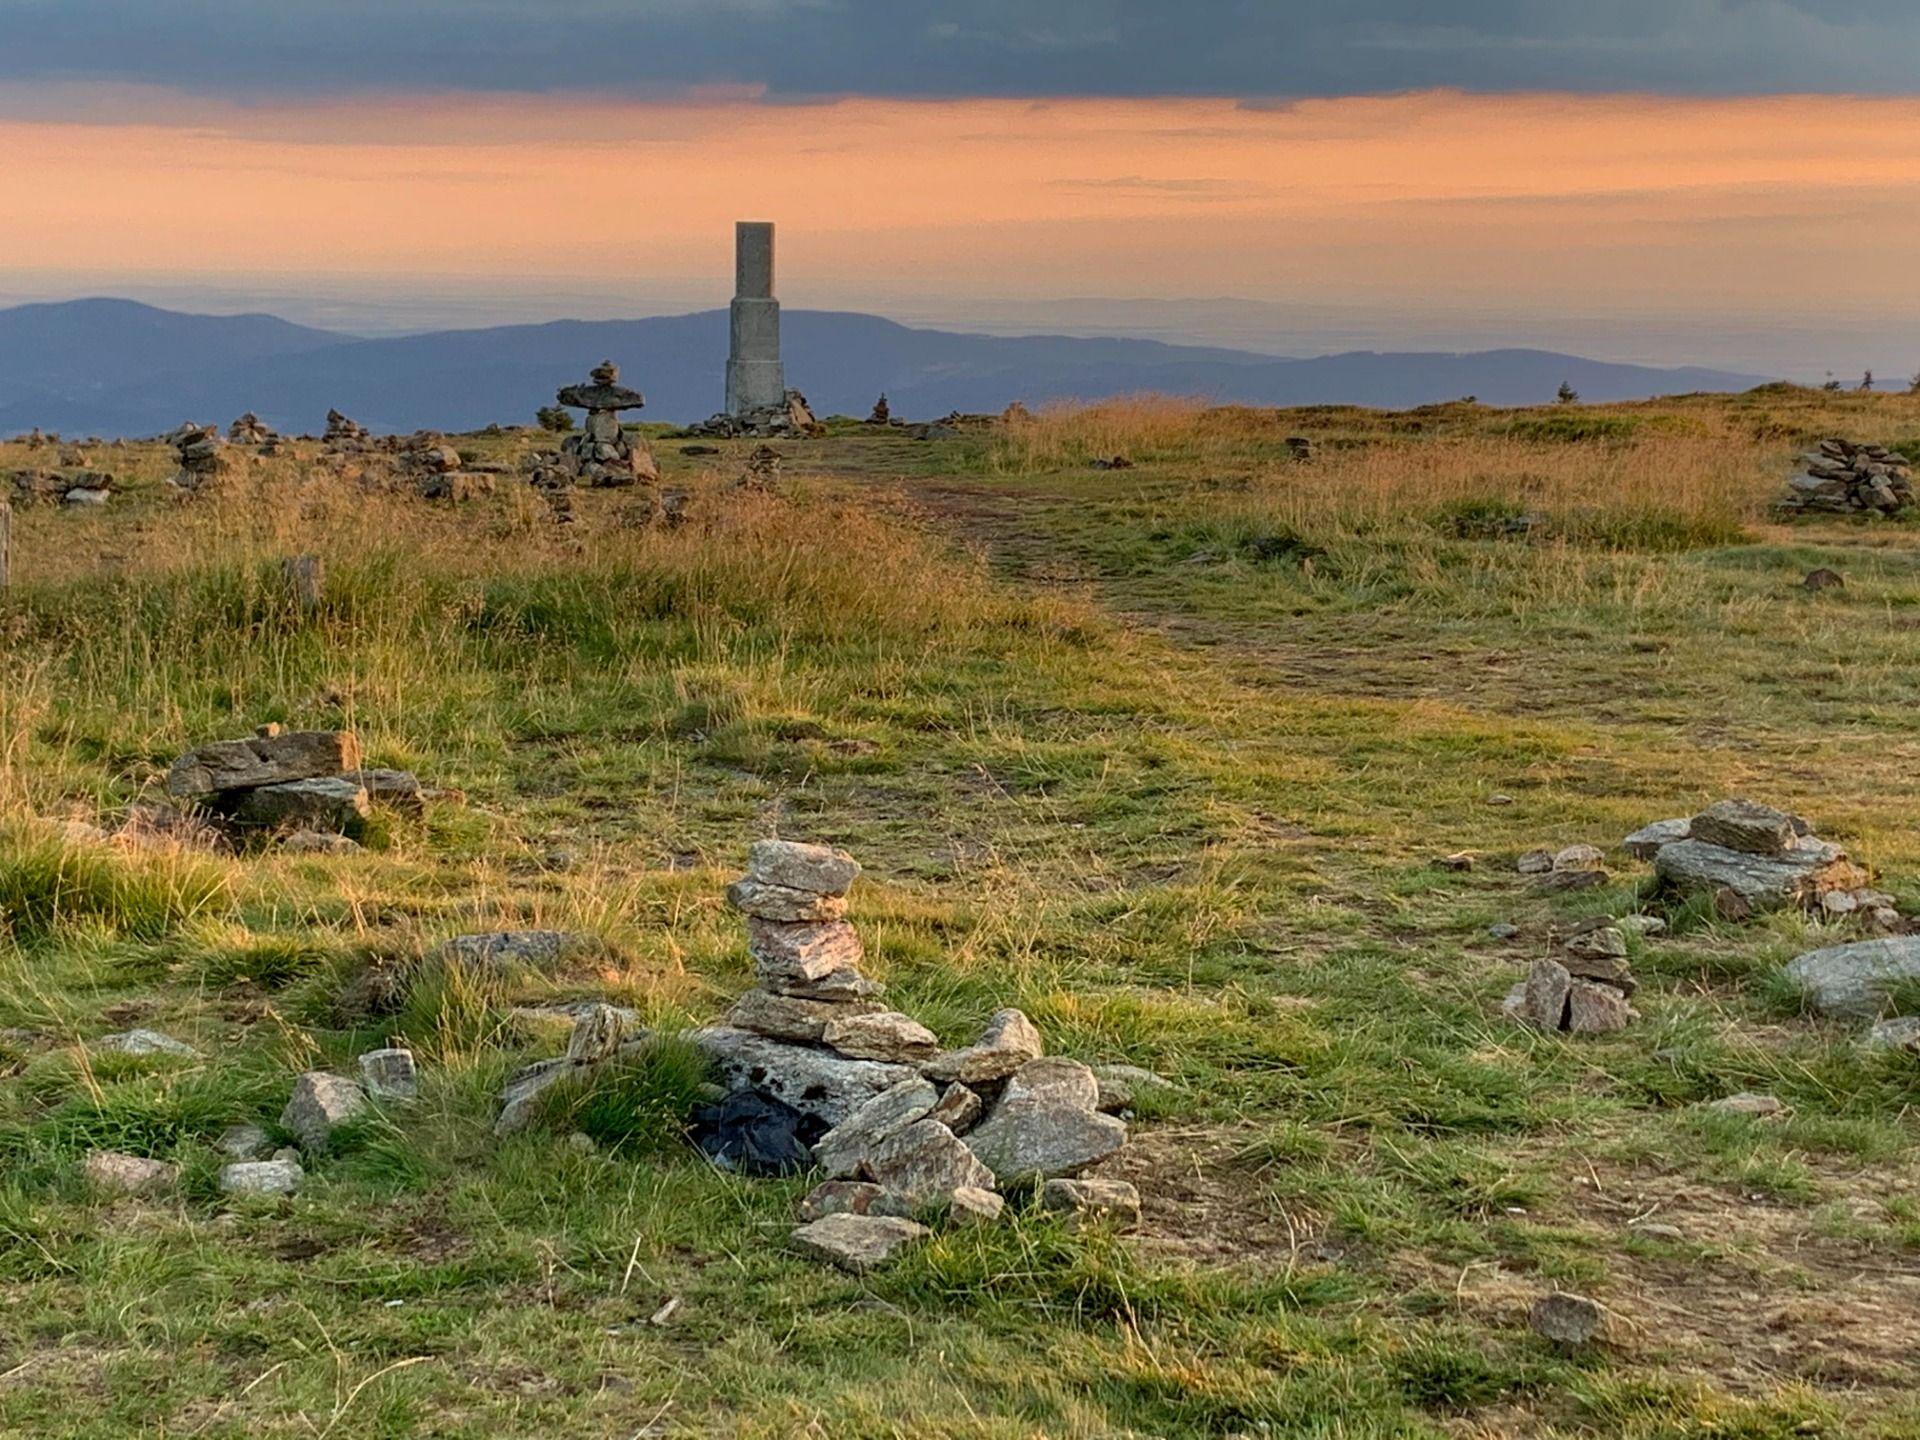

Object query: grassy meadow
[3,385,1920,1437]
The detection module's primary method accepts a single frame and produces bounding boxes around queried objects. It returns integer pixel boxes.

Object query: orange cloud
[5,89,1918,323]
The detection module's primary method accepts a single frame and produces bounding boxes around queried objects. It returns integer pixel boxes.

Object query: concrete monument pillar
[726,221,786,416]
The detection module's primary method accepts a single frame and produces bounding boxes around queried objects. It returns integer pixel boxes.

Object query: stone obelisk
[725,221,786,417]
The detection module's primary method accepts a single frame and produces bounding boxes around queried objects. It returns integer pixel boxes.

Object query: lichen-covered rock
[220,1158,304,1196]
[724,878,849,923]
[1783,937,1920,1018]
[745,840,861,896]
[744,918,865,987]
[429,930,608,975]
[1654,837,1861,913]
[95,1028,199,1058]
[947,1186,1006,1226]
[964,1058,1125,1183]
[231,777,370,830]
[812,1077,940,1178]
[799,1180,886,1221]
[85,1150,179,1195]
[1623,818,1690,861]
[727,988,881,1043]
[789,1213,928,1272]
[862,1119,994,1206]
[1689,799,1796,857]
[923,1008,1043,1085]
[280,1071,369,1151]
[689,1027,921,1125]
[1512,959,1572,1030]
[166,730,361,800]
[358,1047,419,1102]
[494,1057,571,1136]
[1566,980,1636,1034]
[928,1082,984,1135]
[821,1010,939,1063]
[1530,1292,1604,1346]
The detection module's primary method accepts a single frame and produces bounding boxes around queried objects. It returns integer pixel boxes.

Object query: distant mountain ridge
[0,299,1774,437]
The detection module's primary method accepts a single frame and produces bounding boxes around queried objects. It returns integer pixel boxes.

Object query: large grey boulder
[689,1027,921,1124]
[789,1213,928,1272]
[231,777,370,830]
[812,1077,940,1178]
[862,1119,995,1206]
[745,840,860,895]
[923,1008,1043,1085]
[1654,837,1860,912]
[167,729,361,800]
[964,1057,1126,1183]
[1783,937,1920,1018]
[280,1072,369,1151]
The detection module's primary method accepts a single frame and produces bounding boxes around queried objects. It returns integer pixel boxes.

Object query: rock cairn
[1287,436,1316,462]
[323,409,371,451]
[689,390,821,440]
[1628,799,1870,919]
[166,423,232,493]
[552,362,661,494]
[397,431,493,501]
[865,394,892,426]
[737,445,782,492]
[1781,440,1913,516]
[228,413,278,445]
[165,724,452,846]
[690,841,1139,1272]
[9,467,115,507]
[1504,918,1638,1034]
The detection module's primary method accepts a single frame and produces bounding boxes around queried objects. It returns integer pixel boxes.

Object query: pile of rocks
[228,413,278,445]
[397,432,494,501]
[1515,842,1610,893]
[1287,436,1316,462]
[865,395,893,426]
[1780,440,1914,516]
[688,390,821,440]
[689,841,1140,1271]
[165,423,232,493]
[1504,918,1639,1034]
[165,725,451,847]
[324,409,372,451]
[9,467,115,507]
[1628,799,1871,919]
[552,363,661,490]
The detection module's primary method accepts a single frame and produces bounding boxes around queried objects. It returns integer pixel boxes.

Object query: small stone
[1516,849,1554,875]
[217,1124,271,1160]
[923,1008,1044,1084]
[1566,980,1636,1034]
[1563,925,1627,960]
[1529,1293,1604,1346]
[1516,959,1572,1030]
[725,878,849,923]
[800,1180,885,1221]
[1864,1017,1920,1053]
[1623,819,1691,861]
[1436,853,1474,872]
[166,729,360,800]
[494,1056,571,1136]
[1615,916,1667,939]
[1629,1221,1685,1241]
[1488,923,1520,941]
[947,1186,1006,1226]
[280,1072,369,1152]
[790,1213,929,1272]
[928,1082,984,1134]
[1822,890,1859,916]
[1040,1177,1142,1229]
[220,1158,304,1196]
[430,930,607,975]
[1488,794,1515,807]
[95,1029,199,1058]
[358,1047,419,1102]
[862,1119,996,1206]
[1538,868,1609,893]
[821,1010,940,1063]
[745,839,861,895]
[1783,937,1920,1018]
[85,1151,179,1195]
[1689,799,1797,857]
[1553,844,1605,872]
[1867,907,1903,933]
[965,1059,1127,1183]
[812,1078,940,1179]
[563,1004,635,1065]
[1707,1092,1786,1118]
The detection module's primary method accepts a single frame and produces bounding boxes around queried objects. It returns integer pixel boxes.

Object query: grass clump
[0,823,231,945]
[531,1036,712,1155]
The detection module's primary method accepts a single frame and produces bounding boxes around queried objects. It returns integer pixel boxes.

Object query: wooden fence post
[0,500,11,593]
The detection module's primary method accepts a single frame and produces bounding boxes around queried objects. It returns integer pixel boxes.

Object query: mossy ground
[2,389,1920,1436]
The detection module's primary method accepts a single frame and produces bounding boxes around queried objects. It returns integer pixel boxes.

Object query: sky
[2,1,1918,377]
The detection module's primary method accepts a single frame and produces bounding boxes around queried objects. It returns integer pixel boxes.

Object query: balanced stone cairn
[1780,439,1914,516]
[323,408,371,452]
[1628,798,1871,920]
[1504,918,1638,1034]
[737,445,782,492]
[865,394,892,426]
[691,841,1141,1272]
[165,423,232,493]
[553,362,661,496]
[228,412,278,446]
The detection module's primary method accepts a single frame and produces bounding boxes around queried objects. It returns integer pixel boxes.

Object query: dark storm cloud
[1,0,1915,99]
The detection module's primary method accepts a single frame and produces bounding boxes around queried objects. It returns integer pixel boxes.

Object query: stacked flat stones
[555,362,661,494]
[1629,799,1869,919]
[9,465,115,507]
[692,841,1136,1272]
[228,412,278,445]
[688,390,820,440]
[1504,918,1638,1034]
[166,725,445,841]
[1780,439,1914,516]
[737,445,782,492]
[167,423,231,492]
